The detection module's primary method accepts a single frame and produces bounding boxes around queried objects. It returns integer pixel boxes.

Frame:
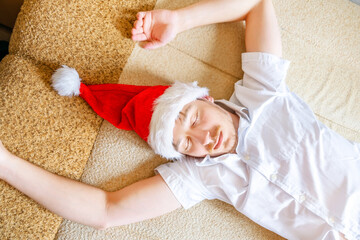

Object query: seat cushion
[0,54,101,239]
[9,0,155,84]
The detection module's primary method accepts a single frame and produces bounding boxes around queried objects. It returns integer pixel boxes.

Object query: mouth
[213,131,223,150]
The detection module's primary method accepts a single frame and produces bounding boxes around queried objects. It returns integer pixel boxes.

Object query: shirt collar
[195,153,241,166]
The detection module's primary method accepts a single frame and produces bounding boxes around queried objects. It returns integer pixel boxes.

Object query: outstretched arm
[0,140,180,229]
[132,0,282,56]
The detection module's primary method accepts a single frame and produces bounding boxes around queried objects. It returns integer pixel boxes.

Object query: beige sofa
[0,0,359,239]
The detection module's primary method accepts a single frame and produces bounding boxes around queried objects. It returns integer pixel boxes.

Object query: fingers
[136,11,146,20]
[135,11,145,25]
[132,33,148,42]
[132,11,148,42]
[143,12,152,34]
[131,27,143,35]
[134,19,143,29]
[134,11,146,30]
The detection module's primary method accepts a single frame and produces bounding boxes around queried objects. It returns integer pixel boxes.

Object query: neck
[230,112,240,131]
[229,112,240,154]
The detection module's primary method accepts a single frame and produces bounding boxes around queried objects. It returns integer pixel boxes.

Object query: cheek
[187,144,208,157]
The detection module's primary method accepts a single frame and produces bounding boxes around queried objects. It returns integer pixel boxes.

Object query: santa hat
[51,65,209,160]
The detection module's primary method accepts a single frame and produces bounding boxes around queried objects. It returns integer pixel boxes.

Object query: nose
[189,129,212,146]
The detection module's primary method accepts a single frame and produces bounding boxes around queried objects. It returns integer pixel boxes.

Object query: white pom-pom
[51,65,81,97]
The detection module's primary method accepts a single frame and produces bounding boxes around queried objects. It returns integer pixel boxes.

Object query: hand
[0,140,11,159]
[131,10,180,50]
[0,140,13,179]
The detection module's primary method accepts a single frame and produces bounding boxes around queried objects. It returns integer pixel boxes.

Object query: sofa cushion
[9,0,154,84]
[0,54,102,239]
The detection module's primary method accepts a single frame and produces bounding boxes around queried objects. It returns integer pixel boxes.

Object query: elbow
[95,224,108,231]
[94,191,120,230]
[94,214,111,230]
[95,220,119,231]
[92,192,112,231]
[92,214,110,230]
[95,190,130,230]
[94,213,123,231]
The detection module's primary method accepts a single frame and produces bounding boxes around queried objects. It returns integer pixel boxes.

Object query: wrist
[173,8,194,33]
[0,154,8,180]
[0,144,14,180]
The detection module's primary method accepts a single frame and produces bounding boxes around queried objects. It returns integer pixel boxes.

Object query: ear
[201,95,214,103]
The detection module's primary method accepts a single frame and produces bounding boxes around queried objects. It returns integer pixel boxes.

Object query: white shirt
[156,52,360,240]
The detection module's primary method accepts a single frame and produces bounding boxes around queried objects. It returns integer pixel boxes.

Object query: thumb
[141,40,166,50]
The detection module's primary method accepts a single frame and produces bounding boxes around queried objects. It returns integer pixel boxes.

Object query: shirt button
[244,154,250,161]
[270,174,278,181]
[298,194,306,203]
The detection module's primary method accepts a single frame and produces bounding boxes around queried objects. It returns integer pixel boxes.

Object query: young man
[0,0,358,239]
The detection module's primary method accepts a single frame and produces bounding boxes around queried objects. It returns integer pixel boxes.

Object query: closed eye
[192,112,199,127]
[185,137,191,151]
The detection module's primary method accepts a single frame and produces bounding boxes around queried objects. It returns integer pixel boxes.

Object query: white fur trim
[51,65,81,97]
[148,82,209,160]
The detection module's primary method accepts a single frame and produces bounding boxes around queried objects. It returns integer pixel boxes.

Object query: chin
[209,150,225,157]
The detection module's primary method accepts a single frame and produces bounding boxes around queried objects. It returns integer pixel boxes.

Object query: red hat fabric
[79,83,168,141]
[51,65,209,159]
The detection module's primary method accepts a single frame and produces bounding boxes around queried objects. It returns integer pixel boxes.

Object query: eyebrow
[174,105,195,151]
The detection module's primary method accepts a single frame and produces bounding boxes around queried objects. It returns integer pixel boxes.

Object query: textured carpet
[0,0,156,239]
[55,0,360,240]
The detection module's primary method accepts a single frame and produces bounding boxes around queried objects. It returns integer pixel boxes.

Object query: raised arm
[132,0,282,56]
[244,0,282,57]
[0,140,180,229]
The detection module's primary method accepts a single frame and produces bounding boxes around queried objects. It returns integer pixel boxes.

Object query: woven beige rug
[55,0,360,239]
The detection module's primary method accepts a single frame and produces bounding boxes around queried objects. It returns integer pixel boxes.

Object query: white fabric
[51,65,81,97]
[156,52,360,240]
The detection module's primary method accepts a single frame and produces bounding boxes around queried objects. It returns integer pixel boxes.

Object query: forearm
[176,0,261,32]
[0,154,108,229]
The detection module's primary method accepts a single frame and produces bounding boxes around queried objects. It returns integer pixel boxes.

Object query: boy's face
[173,97,239,158]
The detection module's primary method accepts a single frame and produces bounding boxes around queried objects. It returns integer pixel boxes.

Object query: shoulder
[241,52,291,93]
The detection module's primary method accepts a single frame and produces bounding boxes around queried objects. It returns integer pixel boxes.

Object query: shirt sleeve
[155,158,215,209]
[241,52,291,93]
[229,52,291,118]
